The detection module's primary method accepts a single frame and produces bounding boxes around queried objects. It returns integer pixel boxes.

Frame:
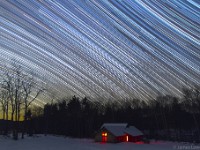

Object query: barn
[124,126,144,142]
[95,123,143,143]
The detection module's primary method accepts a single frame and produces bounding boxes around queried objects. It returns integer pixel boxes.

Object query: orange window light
[102,132,107,137]
[126,135,129,142]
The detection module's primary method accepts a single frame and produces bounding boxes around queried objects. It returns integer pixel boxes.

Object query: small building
[124,126,144,142]
[95,123,143,143]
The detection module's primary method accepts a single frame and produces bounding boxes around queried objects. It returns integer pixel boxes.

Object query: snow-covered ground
[0,135,198,150]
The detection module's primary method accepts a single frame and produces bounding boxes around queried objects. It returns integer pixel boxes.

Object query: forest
[1,89,200,142]
[0,65,200,142]
[35,90,200,143]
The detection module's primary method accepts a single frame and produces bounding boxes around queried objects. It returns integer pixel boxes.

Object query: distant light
[126,135,128,142]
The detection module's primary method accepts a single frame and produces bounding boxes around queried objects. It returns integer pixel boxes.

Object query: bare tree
[1,65,24,139]
[0,89,10,135]
[0,89,9,120]
[21,75,44,138]
[1,63,44,140]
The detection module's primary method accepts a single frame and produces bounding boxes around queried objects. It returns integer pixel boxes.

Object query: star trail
[0,0,199,105]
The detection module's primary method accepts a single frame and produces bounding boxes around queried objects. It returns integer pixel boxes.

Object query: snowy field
[0,135,199,150]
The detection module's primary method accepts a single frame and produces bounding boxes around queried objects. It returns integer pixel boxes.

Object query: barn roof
[101,123,128,136]
[100,123,143,137]
[125,126,143,136]
[101,123,128,128]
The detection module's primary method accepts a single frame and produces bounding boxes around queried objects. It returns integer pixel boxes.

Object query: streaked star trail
[0,0,199,105]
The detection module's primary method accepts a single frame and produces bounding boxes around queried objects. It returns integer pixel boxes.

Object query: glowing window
[102,132,108,142]
[102,132,107,137]
[126,135,129,142]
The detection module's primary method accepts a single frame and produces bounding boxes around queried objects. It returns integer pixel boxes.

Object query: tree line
[0,64,200,142]
[28,86,200,142]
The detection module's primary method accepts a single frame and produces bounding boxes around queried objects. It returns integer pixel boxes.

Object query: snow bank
[0,135,195,150]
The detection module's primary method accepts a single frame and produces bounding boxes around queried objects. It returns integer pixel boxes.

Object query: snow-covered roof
[102,124,127,136]
[100,123,143,137]
[125,126,143,136]
[101,123,128,128]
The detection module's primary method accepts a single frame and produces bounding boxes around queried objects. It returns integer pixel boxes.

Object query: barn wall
[128,135,143,142]
[116,136,125,142]
[107,134,117,143]
[94,129,118,143]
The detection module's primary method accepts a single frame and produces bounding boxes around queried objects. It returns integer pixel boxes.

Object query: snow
[101,123,128,127]
[125,126,143,136]
[101,123,143,136]
[102,126,125,136]
[0,135,196,150]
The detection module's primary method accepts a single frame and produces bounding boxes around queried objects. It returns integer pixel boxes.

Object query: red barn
[95,123,143,143]
[124,126,144,142]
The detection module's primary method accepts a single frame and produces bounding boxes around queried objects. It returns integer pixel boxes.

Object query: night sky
[0,0,199,106]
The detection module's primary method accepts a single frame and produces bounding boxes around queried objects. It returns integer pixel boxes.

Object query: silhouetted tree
[0,63,43,140]
[22,86,200,142]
